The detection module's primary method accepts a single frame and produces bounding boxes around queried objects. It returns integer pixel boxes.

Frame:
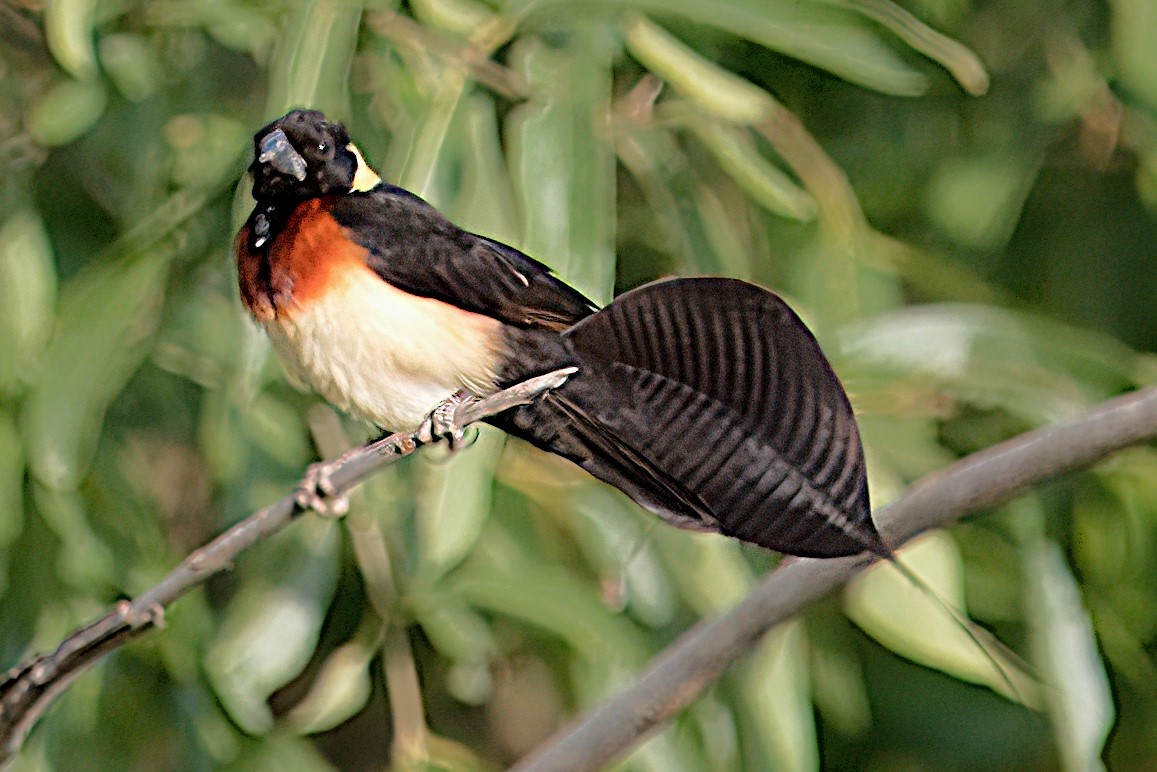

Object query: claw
[417,390,475,451]
[295,461,350,517]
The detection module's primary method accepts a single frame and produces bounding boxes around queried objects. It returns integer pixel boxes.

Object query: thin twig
[513,385,1157,772]
[0,3,47,55]
[0,368,577,763]
[5,377,1156,766]
[384,624,429,765]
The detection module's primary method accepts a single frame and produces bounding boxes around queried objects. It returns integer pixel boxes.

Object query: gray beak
[257,128,307,181]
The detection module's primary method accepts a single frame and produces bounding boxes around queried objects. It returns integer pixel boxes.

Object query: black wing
[492,278,883,558]
[329,185,597,330]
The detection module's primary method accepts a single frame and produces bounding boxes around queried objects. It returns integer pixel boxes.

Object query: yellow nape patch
[348,144,382,192]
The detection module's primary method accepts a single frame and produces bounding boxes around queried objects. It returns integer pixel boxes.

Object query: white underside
[265,266,505,431]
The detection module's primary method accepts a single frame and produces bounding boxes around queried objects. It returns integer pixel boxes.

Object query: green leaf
[0,208,58,397]
[810,634,872,736]
[265,0,364,119]
[44,0,99,80]
[241,393,311,469]
[683,116,816,221]
[384,45,470,203]
[565,486,677,629]
[165,113,250,191]
[283,618,381,734]
[198,392,251,484]
[625,719,709,772]
[512,0,931,96]
[28,78,108,147]
[736,621,817,772]
[99,33,161,102]
[0,413,23,555]
[845,530,1038,701]
[506,28,618,302]
[622,13,773,124]
[453,555,646,664]
[410,0,497,36]
[857,412,953,485]
[841,304,1150,424]
[616,122,731,275]
[23,253,170,491]
[410,590,497,665]
[1110,0,1157,111]
[925,155,1039,251]
[1024,539,1115,771]
[824,0,989,95]
[32,484,115,591]
[444,660,494,706]
[203,4,280,58]
[205,519,341,734]
[222,733,336,772]
[415,429,505,581]
[654,530,754,616]
[786,230,903,331]
[452,94,520,242]
[688,695,739,769]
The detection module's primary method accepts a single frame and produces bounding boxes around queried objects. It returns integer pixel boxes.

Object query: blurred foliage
[1,0,1156,769]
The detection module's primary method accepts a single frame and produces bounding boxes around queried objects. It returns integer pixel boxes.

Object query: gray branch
[513,385,1157,772]
[3,376,1155,768]
[0,368,577,763]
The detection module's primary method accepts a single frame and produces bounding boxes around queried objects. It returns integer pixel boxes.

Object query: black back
[330,186,596,330]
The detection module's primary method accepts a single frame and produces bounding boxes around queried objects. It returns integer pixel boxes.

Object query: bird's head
[248,109,380,201]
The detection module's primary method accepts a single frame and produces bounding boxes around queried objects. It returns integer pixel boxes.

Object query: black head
[249,109,358,201]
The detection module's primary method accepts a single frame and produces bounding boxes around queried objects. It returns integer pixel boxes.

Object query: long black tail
[490,277,886,559]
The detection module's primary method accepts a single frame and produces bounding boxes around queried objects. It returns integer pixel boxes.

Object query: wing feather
[329,186,596,330]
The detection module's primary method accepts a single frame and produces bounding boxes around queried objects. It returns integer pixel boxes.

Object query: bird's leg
[418,390,475,451]
[294,426,401,517]
[295,455,353,518]
[298,389,477,516]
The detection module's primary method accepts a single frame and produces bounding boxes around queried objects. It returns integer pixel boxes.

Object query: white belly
[265,266,507,431]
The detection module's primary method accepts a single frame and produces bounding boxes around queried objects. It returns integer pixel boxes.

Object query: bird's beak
[257,128,307,181]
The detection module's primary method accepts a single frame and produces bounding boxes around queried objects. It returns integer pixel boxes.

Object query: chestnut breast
[237,198,508,431]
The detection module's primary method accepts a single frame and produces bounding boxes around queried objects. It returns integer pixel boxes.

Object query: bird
[235,108,886,559]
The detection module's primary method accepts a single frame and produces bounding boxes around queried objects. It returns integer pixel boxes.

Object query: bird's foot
[295,460,350,518]
[418,390,475,451]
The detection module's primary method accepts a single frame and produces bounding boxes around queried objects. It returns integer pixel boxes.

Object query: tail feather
[491,277,884,558]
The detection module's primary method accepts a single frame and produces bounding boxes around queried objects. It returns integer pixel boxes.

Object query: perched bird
[236,109,886,559]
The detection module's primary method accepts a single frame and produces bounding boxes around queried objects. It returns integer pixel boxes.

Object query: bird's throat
[248,199,293,252]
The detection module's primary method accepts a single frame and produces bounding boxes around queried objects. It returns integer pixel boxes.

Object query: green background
[2,0,1156,769]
